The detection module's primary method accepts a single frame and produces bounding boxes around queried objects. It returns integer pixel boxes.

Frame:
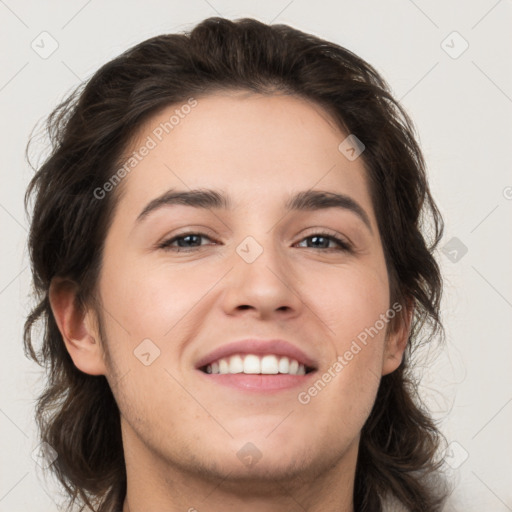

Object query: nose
[220,238,304,321]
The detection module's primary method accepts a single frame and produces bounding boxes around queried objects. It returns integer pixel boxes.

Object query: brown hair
[24,17,447,512]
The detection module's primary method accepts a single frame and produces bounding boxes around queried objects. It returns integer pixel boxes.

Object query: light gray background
[1,1,511,511]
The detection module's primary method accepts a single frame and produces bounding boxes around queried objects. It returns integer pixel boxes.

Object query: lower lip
[197,370,317,392]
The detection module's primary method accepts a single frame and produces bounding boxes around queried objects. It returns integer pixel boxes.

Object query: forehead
[114,91,373,218]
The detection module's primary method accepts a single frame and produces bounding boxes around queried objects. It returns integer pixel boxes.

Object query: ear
[381,301,413,376]
[49,277,107,376]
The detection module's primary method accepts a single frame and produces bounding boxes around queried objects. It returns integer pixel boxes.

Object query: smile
[201,353,315,375]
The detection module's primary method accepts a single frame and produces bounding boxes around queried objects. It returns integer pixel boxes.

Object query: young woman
[24,16,448,512]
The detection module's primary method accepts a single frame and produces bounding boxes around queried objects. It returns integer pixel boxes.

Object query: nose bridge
[221,230,302,316]
[235,231,289,288]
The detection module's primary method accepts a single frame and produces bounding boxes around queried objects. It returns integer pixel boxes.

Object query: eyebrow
[136,188,373,233]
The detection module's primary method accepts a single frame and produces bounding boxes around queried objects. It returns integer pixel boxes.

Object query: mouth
[195,339,318,392]
[199,354,316,375]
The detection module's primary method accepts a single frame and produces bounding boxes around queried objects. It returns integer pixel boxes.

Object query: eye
[295,232,352,252]
[158,232,216,252]
[157,231,353,253]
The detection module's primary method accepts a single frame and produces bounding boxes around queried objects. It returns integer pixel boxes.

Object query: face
[81,92,406,485]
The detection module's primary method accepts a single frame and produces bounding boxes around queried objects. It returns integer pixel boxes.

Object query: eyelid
[157,227,354,253]
[156,231,217,251]
[296,227,353,249]
[155,225,217,246]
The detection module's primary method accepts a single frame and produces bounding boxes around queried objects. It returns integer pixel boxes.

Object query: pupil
[179,235,200,247]
[310,236,327,248]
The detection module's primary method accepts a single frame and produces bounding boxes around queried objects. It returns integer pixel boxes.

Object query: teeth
[278,356,289,374]
[243,354,261,374]
[228,355,244,374]
[219,359,229,374]
[204,354,308,375]
[261,355,279,374]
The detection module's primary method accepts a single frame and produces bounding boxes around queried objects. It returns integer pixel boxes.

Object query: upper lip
[195,339,318,371]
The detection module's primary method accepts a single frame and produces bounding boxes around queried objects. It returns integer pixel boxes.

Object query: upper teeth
[204,354,307,375]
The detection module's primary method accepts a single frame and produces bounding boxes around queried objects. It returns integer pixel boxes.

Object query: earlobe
[381,302,413,376]
[49,277,107,376]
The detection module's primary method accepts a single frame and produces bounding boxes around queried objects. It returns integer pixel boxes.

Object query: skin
[49,91,409,512]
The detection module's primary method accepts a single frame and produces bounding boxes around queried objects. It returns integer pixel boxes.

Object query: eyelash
[157,231,353,253]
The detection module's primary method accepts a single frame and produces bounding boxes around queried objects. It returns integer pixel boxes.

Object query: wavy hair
[24,17,447,512]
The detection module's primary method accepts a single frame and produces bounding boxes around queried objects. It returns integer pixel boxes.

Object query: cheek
[99,255,212,339]
[304,261,390,346]
[297,263,390,416]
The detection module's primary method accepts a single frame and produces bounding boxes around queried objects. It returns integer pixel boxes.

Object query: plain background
[1,1,511,510]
